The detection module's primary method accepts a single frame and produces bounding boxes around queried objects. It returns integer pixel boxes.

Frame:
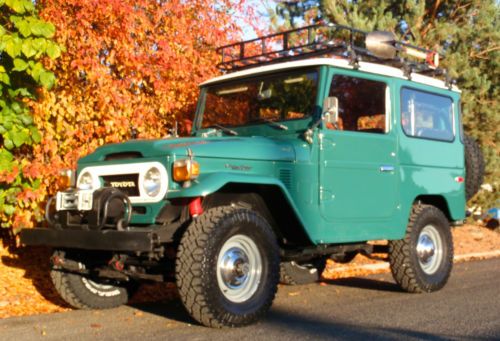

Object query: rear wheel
[176,206,279,328]
[389,204,453,293]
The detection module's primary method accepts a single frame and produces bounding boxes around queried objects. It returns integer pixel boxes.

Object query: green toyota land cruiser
[20,24,484,328]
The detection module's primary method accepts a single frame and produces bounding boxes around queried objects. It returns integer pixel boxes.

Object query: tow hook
[50,254,86,272]
[109,255,127,271]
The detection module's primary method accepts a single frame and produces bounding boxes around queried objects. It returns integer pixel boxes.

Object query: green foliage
[269,1,321,29]
[271,0,499,209]
[0,0,61,229]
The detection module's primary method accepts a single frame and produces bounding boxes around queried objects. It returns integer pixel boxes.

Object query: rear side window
[401,88,454,141]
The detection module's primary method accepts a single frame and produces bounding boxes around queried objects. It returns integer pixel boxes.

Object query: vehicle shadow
[129,298,197,326]
[130,276,404,327]
[0,229,71,308]
[320,276,404,293]
[129,286,481,341]
[266,307,481,341]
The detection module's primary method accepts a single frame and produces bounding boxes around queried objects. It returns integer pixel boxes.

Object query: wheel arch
[203,182,314,247]
[414,195,452,221]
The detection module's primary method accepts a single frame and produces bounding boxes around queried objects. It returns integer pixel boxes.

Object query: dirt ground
[1,224,499,319]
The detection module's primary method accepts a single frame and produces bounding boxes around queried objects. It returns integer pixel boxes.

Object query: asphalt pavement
[1,258,499,341]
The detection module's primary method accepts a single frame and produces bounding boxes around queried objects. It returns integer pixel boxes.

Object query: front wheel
[176,206,280,328]
[389,204,453,293]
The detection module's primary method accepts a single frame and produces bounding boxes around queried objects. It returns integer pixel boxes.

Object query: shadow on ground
[264,307,487,341]
[131,276,405,328]
[321,276,404,293]
[1,228,70,308]
[130,287,483,340]
[130,298,197,325]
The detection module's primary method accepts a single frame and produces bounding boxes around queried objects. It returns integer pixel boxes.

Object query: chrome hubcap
[217,234,262,303]
[416,225,443,275]
[417,235,435,264]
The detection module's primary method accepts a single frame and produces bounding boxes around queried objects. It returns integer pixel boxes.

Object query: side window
[401,88,454,141]
[328,75,387,134]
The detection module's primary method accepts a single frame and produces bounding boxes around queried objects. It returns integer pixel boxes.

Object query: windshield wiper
[251,118,288,131]
[209,124,238,136]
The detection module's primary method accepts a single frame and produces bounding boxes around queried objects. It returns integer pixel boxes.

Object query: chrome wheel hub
[217,234,262,303]
[416,225,443,275]
[219,248,250,288]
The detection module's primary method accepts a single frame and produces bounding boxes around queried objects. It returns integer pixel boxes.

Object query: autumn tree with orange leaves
[1,0,248,231]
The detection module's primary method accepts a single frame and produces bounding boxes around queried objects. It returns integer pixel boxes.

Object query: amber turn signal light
[57,169,75,190]
[173,159,200,182]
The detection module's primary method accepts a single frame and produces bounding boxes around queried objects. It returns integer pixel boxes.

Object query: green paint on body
[76,62,465,244]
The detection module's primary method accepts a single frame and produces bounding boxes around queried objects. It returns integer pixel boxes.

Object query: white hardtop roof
[201,58,460,93]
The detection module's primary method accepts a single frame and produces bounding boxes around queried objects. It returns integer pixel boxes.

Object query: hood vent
[279,169,292,191]
[105,152,143,161]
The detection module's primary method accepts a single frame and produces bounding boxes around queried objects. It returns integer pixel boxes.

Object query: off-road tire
[279,258,327,285]
[389,204,453,293]
[464,135,484,201]
[50,268,130,309]
[176,206,280,328]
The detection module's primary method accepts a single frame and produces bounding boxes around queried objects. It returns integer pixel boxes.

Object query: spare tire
[464,135,484,201]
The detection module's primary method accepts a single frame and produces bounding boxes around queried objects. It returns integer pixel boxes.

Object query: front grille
[101,174,140,196]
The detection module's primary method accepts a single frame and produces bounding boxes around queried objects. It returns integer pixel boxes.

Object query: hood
[78,136,296,163]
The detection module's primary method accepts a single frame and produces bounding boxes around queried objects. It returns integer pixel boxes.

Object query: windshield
[199,69,318,129]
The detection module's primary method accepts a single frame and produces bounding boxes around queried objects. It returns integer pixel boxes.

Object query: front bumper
[20,227,173,252]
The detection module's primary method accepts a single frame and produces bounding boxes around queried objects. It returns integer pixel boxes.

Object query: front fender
[167,172,288,198]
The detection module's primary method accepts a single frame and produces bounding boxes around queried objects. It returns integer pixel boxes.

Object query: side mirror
[303,96,340,144]
[323,96,339,127]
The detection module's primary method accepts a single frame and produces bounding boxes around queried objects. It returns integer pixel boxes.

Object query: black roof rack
[216,23,445,78]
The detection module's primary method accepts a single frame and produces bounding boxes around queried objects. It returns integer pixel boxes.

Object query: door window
[328,75,387,134]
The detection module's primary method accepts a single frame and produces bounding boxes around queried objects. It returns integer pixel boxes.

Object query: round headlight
[143,167,161,197]
[77,172,94,190]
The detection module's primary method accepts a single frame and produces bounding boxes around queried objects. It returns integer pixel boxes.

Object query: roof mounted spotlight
[365,31,398,59]
[365,30,439,68]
